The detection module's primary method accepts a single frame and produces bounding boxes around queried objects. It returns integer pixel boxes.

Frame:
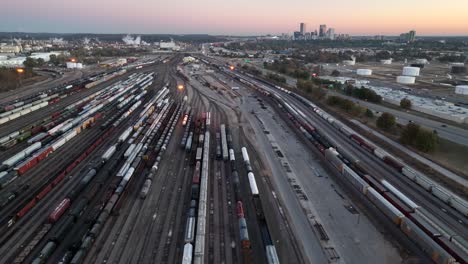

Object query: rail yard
[0,53,466,264]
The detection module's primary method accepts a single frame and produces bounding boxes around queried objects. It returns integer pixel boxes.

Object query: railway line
[1,54,316,264]
[217,64,467,264]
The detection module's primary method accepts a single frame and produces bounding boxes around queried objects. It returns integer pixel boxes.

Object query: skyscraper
[319,24,327,38]
[327,28,335,40]
[408,30,416,42]
[300,23,307,35]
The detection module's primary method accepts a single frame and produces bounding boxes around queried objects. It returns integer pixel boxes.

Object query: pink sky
[1,0,468,35]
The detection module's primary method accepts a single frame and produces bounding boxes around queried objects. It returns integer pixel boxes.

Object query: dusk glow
[1,0,468,35]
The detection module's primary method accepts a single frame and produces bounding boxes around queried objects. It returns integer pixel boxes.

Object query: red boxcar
[36,147,53,162]
[48,198,71,223]
[383,156,404,172]
[17,157,38,175]
[350,134,365,145]
[52,172,66,186]
[31,126,43,135]
[17,199,37,218]
[36,184,53,200]
[51,112,61,120]
[237,201,245,218]
[193,161,201,180]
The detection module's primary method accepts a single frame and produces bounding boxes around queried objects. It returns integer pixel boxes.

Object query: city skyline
[1,0,468,35]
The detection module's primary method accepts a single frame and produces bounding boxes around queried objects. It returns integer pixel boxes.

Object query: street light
[16,68,24,88]
[229,65,235,71]
[177,84,184,91]
[70,58,77,63]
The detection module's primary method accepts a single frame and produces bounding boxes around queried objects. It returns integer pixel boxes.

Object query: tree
[376,112,396,131]
[331,70,340,77]
[23,57,37,69]
[414,129,438,152]
[36,58,45,67]
[400,98,412,109]
[365,108,374,118]
[400,123,438,152]
[400,123,420,145]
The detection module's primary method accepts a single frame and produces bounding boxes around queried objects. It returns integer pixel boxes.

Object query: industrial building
[159,41,177,50]
[0,44,22,54]
[99,58,127,68]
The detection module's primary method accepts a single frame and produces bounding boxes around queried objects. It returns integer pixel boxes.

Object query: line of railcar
[35,91,178,264]
[267,89,464,264]
[240,147,280,264]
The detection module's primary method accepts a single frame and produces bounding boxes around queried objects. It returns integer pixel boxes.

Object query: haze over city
[1,0,468,35]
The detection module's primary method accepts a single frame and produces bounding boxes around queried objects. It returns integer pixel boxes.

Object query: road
[350,120,468,189]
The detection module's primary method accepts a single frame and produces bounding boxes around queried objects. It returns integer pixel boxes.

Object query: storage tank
[414,58,428,64]
[343,60,356,66]
[402,66,420,77]
[455,85,468,95]
[66,62,76,69]
[356,69,372,76]
[449,62,464,67]
[380,59,392,65]
[76,63,83,69]
[397,76,416,84]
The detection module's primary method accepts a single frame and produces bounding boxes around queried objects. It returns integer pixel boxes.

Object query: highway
[350,119,468,189]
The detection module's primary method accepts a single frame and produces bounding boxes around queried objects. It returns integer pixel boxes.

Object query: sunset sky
[2,0,468,35]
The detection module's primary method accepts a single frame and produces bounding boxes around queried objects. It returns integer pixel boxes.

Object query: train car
[220,124,229,161]
[195,147,203,161]
[182,243,193,264]
[193,161,201,185]
[342,165,369,194]
[266,245,280,264]
[239,217,251,249]
[247,172,259,196]
[49,198,71,223]
[400,218,456,264]
[366,187,404,225]
[184,217,196,243]
[324,148,344,173]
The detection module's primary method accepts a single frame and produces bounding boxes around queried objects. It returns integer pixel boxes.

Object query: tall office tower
[408,30,416,42]
[319,24,327,37]
[300,23,307,35]
[327,28,335,40]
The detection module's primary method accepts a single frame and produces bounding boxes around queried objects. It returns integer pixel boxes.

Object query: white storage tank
[455,85,468,95]
[76,63,83,69]
[449,62,464,67]
[356,69,372,76]
[343,60,356,66]
[414,58,428,64]
[397,76,416,84]
[380,59,392,65]
[66,62,76,69]
[402,66,420,77]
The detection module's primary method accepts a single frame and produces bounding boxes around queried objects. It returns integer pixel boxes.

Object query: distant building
[160,41,176,50]
[300,23,307,35]
[400,30,416,43]
[100,58,127,68]
[409,30,416,42]
[319,24,327,38]
[0,44,22,54]
[327,28,335,40]
[293,31,301,40]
